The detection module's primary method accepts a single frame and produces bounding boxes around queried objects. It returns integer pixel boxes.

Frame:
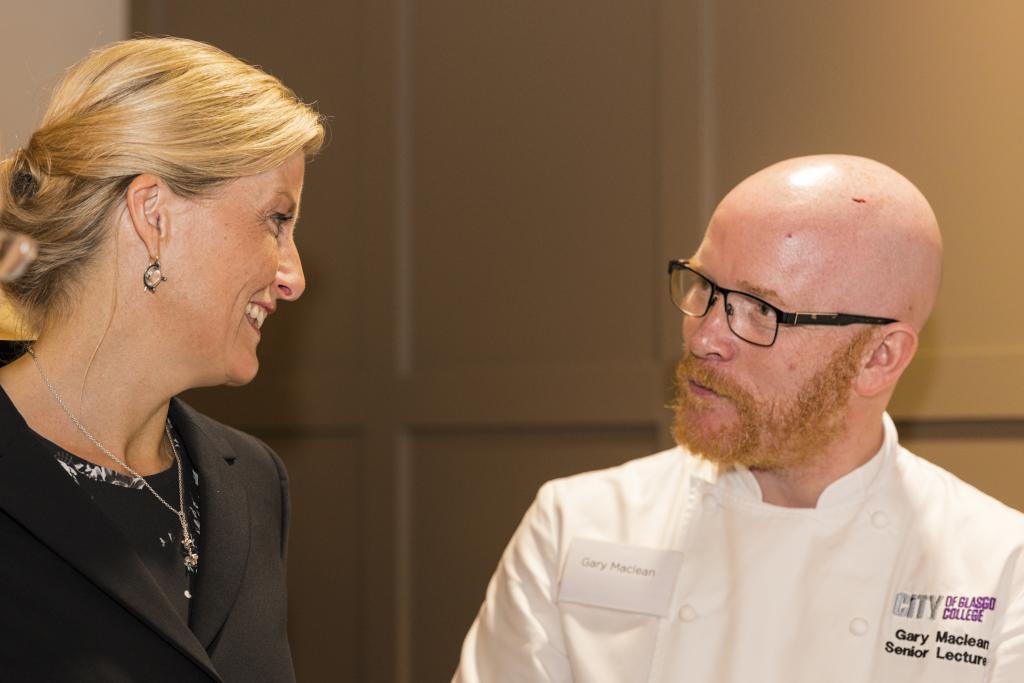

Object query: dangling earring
[143,258,168,293]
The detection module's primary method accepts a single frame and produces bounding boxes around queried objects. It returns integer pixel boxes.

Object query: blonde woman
[0,38,324,682]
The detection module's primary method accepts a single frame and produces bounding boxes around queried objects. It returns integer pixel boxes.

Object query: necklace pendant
[183,538,199,571]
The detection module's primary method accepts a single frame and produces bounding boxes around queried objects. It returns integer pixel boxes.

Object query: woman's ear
[854,324,919,398]
[124,174,168,259]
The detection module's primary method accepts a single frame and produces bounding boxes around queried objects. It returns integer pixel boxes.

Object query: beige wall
[0,1,127,156]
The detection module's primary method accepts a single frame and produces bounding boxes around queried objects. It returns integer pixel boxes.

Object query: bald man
[453,155,1024,682]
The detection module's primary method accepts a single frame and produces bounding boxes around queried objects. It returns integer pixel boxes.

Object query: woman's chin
[223,357,260,387]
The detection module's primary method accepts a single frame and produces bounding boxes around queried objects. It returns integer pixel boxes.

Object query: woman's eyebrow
[273,191,299,216]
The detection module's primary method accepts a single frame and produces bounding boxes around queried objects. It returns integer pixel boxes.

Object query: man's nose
[683,294,738,361]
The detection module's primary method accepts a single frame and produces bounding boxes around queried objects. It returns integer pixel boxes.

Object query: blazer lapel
[170,399,251,649]
[0,389,221,681]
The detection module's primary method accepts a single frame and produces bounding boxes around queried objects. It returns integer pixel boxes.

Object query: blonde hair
[0,36,325,334]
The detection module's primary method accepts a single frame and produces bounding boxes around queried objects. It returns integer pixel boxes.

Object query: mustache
[674,354,744,401]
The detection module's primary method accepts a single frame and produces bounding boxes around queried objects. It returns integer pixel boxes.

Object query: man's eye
[756,302,773,317]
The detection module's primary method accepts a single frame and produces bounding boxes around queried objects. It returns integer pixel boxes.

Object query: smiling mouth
[245,303,268,331]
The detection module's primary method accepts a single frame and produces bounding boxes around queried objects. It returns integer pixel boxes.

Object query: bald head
[698,154,942,331]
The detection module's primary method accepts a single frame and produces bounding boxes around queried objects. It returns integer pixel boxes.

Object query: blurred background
[2,1,1022,681]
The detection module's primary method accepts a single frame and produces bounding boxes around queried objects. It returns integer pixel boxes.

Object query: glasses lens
[726,292,778,346]
[671,267,713,316]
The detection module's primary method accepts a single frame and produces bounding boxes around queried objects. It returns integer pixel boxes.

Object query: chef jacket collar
[708,412,899,510]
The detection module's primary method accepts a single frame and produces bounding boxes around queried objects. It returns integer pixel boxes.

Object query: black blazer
[0,387,295,682]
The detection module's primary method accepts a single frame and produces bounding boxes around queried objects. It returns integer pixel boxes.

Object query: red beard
[671,329,874,471]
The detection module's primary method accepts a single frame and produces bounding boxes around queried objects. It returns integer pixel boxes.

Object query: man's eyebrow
[688,258,788,306]
[738,279,786,306]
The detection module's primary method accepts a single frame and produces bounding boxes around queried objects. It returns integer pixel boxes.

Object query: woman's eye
[270,213,294,236]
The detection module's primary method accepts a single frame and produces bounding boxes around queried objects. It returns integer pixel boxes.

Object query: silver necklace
[27,347,199,573]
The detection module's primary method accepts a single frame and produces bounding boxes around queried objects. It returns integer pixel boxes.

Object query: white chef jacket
[454,414,1024,682]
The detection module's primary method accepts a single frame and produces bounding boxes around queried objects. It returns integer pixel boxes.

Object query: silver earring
[143,259,167,293]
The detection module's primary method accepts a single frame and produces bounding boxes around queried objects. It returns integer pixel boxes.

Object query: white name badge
[557,538,685,618]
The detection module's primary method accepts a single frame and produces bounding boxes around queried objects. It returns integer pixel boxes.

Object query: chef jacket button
[849,617,869,636]
[870,511,889,529]
[678,604,698,622]
[701,494,719,513]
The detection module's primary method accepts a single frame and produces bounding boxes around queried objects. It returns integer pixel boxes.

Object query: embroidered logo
[885,592,997,668]
[891,592,997,624]
[892,593,943,620]
[941,595,997,623]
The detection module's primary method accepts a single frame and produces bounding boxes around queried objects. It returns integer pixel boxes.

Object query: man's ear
[124,174,169,259]
[854,324,919,398]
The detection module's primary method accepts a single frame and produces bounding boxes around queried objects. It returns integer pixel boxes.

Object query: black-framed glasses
[668,260,898,347]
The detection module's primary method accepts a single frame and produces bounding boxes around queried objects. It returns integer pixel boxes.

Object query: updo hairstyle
[0,37,325,335]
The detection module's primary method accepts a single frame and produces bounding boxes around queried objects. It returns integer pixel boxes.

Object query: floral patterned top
[44,422,201,622]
